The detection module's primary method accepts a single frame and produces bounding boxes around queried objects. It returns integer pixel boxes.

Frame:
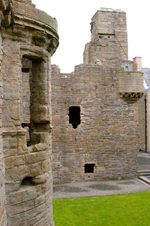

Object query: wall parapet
[12,0,58,35]
[118,71,144,94]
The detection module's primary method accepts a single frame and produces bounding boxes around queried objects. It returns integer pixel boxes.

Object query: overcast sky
[33,0,150,72]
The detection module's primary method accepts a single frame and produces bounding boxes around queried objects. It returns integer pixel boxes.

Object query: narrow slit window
[69,106,81,129]
[84,164,95,173]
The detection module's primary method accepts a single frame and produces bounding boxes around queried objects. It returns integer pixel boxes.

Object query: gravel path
[53,179,150,199]
[53,152,150,199]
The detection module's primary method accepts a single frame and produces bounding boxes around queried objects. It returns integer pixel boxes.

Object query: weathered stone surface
[0,0,58,225]
[0,3,145,225]
[0,4,7,225]
[52,8,144,184]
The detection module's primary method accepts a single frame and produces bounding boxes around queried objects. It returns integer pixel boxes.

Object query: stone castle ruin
[0,1,144,226]
[52,8,144,184]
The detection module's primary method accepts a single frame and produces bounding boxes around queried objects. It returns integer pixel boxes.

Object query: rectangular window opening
[84,163,95,173]
[69,106,81,129]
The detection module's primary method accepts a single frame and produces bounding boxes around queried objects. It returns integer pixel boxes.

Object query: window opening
[84,163,95,173]
[21,177,35,186]
[21,123,30,146]
[22,68,30,73]
[69,106,81,129]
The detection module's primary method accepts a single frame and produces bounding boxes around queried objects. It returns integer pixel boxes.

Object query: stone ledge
[2,130,26,136]
[13,14,58,39]
[12,1,58,36]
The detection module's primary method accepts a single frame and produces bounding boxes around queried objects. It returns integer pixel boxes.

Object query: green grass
[53,191,150,226]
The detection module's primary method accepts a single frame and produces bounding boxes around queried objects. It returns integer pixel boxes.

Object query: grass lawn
[53,190,150,226]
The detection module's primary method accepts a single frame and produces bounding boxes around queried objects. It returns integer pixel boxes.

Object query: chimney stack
[133,57,142,70]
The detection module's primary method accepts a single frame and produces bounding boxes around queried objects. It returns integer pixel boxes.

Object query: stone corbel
[31,32,59,55]
[0,0,12,27]
[47,37,59,55]
[2,9,12,27]
[120,92,144,101]
[32,31,46,47]
[0,10,4,25]
[0,0,9,11]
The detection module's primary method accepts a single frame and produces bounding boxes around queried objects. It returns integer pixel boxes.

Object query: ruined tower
[84,8,128,68]
[0,0,58,225]
[52,8,144,184]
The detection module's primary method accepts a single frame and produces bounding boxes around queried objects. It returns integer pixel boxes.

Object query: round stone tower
[0,0,59,225]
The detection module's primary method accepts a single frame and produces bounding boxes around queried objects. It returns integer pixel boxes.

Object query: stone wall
[0,31,7,226]
[0,0,59,225]
[138,95,145,151]
[52,8,144,184]
[52,65,143,184]
[147,92,150,152]
[0,1,9,224]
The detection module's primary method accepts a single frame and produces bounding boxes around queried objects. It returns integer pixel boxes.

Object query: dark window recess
[22,68,30,73]
[21,177,35,186]
[21,123,30,146]
[84,164,95,173]
[21,123,30,128]
[69,106,81,129]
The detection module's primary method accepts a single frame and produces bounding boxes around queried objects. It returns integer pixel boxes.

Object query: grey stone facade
[52,8,144,184]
